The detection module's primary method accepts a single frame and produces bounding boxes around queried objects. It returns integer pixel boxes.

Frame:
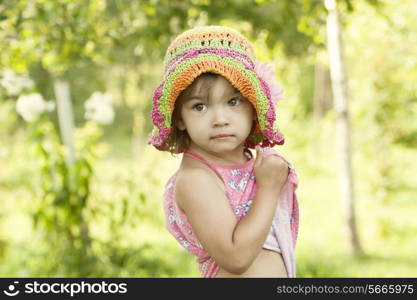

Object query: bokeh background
[0,0,416,277]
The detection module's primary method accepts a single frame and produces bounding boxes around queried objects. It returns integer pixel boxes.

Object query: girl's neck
[185,145,250,165]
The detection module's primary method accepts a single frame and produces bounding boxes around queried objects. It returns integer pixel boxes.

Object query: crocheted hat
[148,25,285,151]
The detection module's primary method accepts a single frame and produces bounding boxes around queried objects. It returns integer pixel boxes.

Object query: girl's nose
[212,107,229,127]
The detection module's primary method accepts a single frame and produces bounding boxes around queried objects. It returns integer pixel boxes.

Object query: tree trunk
[313,63,333,121]
[324,0,365,256]
[54,79,75,168]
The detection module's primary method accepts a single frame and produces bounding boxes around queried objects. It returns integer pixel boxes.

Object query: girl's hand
[253,145,289,195]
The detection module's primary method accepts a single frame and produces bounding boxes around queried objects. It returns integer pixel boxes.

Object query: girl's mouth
[211,134,234,140]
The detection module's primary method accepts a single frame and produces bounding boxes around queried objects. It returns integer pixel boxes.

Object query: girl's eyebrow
[227,92,241,97]
[184,91,241,102]
[185,95,205,102]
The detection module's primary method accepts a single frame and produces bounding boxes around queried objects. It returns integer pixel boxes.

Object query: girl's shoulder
[176,158,227,192]
[174,165,228,213]
[175,165,224,192]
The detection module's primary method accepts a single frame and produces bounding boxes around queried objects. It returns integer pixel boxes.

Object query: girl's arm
[175,166,281,275]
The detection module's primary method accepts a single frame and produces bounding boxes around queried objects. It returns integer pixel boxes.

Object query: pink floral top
[163,147,299,277]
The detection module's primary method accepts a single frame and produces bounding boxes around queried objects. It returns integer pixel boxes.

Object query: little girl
[148,26,299,278]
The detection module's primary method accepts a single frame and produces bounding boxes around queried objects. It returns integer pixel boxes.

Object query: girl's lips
[211,134,234,139]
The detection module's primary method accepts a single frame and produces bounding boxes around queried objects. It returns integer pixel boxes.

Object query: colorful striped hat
[148,25,285,151]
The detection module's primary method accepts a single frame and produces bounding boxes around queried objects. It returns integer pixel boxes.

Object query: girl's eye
[228,97,241,106]
[192,103,206,112]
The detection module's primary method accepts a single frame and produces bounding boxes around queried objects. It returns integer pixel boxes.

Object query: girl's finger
[254,145,262,167]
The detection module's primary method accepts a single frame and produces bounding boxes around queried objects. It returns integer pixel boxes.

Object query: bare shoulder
[175,167,213,189]
[175,166,220,210]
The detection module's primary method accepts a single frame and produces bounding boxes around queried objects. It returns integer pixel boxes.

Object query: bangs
[177,72,218,103]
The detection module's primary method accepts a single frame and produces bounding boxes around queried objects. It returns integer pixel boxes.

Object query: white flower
[16,93,55,122]
[84,92,115,125]
[1,69,34,96]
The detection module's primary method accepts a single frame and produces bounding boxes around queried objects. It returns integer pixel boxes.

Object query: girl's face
[176,75,256,155]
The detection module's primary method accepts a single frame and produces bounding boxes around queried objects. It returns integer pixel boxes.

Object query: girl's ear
[177,118,186,131]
